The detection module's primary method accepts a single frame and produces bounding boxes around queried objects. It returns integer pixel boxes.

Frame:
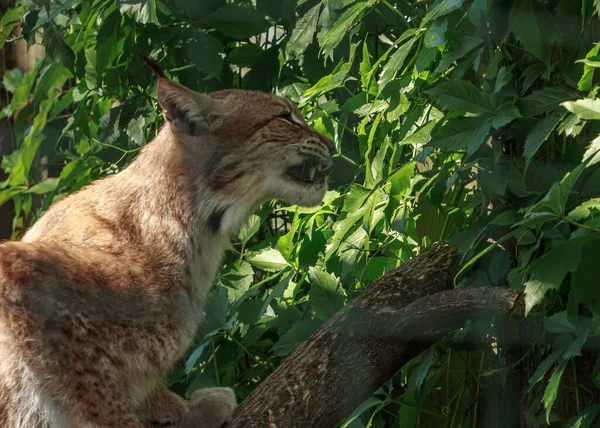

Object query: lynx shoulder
[0,78,334,427]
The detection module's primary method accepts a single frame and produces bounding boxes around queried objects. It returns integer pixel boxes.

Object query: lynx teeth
[309,167,316,181]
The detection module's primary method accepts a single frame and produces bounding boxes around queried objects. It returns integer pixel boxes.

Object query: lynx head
[156,79,335,216]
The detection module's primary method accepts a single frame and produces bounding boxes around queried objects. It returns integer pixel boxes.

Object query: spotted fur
[0,78,334,427]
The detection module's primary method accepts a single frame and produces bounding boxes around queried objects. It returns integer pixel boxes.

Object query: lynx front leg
[139,386,236,428]
[182,388,237,428]
[138,385,189,427]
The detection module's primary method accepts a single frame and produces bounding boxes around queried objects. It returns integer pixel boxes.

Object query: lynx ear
[157,78,216,136]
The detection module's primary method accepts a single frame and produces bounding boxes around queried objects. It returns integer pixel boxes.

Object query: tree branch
[228,243,522,428]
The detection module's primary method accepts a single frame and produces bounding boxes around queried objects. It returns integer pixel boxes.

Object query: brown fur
[0,78,334,427]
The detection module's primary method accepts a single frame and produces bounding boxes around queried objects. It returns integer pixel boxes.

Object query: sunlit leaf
[308,267,345,320]
[543,359,568,423]
[320,1,375,58]
[286,3,321,59]
[378,37,417,94]
[248,248,290,271]
[561,99,600,120]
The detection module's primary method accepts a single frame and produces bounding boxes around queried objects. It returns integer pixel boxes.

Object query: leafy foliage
[1,0,600,426]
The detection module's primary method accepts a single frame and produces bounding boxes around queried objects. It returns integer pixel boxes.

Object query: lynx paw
[187,387,236,428]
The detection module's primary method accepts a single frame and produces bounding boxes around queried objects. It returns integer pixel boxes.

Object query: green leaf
[561,99,600,120]
[544,311,576,334]
[401,122,436,146]
[247,248,290,271]
[9,89,58,186]
[0,6,27,49]
[568,236,600,320]
[524,239,583,314]
[360,39,376,94]
[523,115,562,168]
[468,0,489,25]
[566,405,600,428]
[389,161,415,201]
[508,0,548,63]
[529,164,585,216]
[342,185,371,212]
[10,62,42,114]
[578,43,600,92]
[424,19,447,49]
[188,32,224,77]
[277,213,299,262]
[415,346,437,396]
[543,359,568,423]
[43,24,75,73]
[201,286,229,333]
[120,0,160,25]
[31,0,78,31]
[220,261,254,303]
[308,267,345,320]
[237,214,261,243]
[126,117,145,147]
[96,9,125,75]
[567,199,600,221]
[2,68,23,93]
[286,3,321,59]
[0,188,22,207]
[205,4,270,40]
[272,319,323,356]
[494,66,513,93]
[583,136,600,166]
[422,0,466,26]
[429,117,491,155]
[435,35,483,73]
[520,87,579,117]
[491,211,521,225]
[563,326,590,359]
[321,1,373,58]
[185,341,210,374]
[26,178,59,195]
[378,37,417,94]
[35,63,72,105]
[491,103,522,129]
[521,63,548,94]
[237,298,265,325]
[228,44,266,68]
[425,80,494,114]
[340,397,382,428]
[528,350,562,392]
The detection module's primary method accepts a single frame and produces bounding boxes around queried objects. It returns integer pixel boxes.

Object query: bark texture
[228,243,522,428]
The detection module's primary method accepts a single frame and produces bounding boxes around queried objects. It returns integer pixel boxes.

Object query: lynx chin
[0,78,335,427]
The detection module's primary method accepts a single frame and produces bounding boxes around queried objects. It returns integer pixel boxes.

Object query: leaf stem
[560,216,600,234]
[381,0,414,28]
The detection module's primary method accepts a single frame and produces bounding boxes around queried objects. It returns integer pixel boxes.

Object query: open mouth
[285,158,327,184]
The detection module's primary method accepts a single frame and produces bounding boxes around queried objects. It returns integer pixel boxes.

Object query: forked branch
[228,243,522,428]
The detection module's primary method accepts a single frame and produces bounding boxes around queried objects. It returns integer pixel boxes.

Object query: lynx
[0,78,334,427]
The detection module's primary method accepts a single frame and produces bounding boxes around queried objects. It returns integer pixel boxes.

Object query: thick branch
[229,243,522,428]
